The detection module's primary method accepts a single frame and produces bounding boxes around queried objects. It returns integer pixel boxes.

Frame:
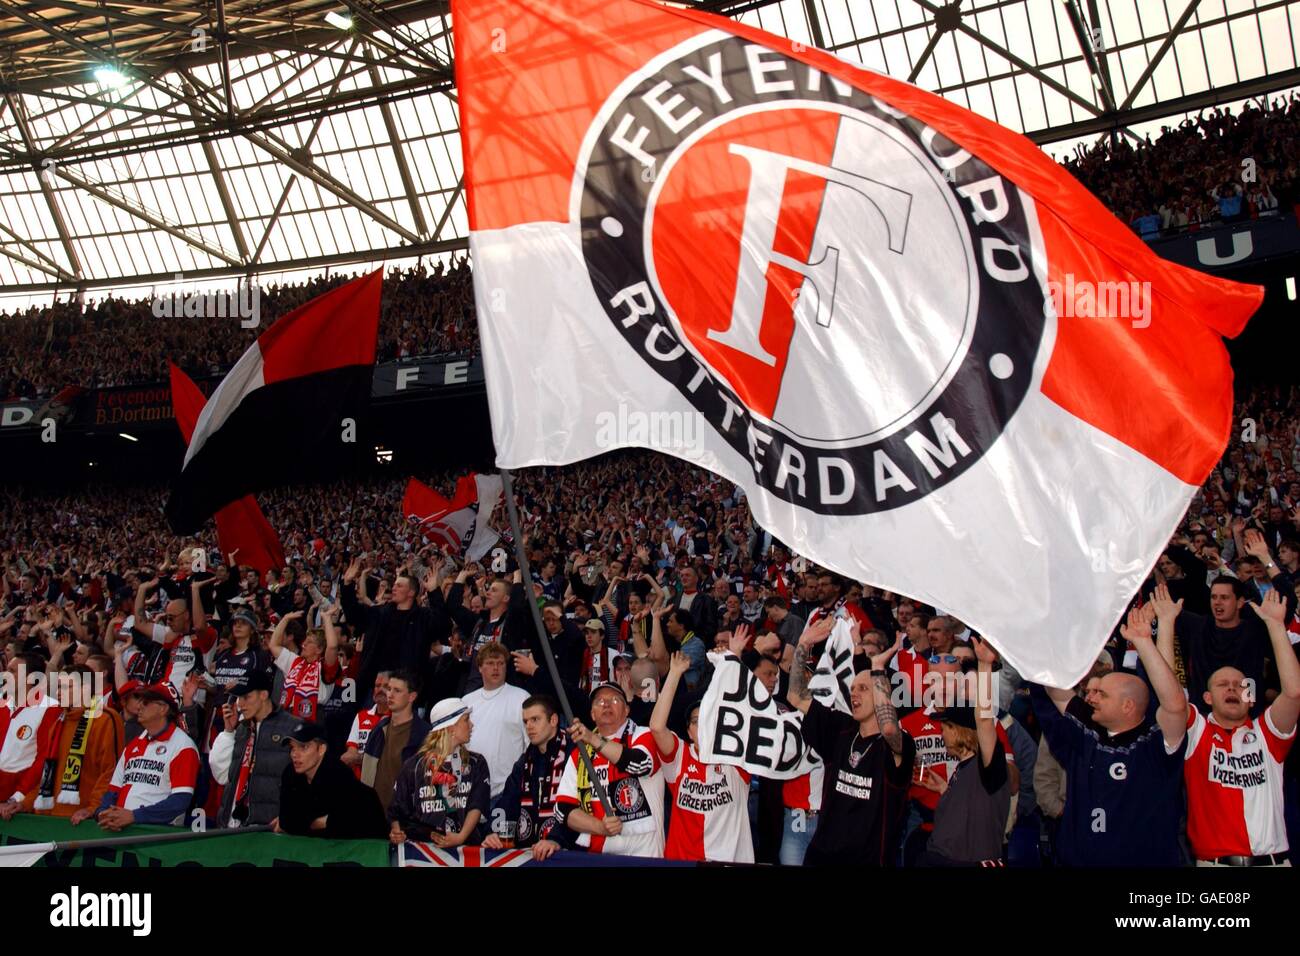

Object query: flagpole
[499,468,614,817]
[0,822,275,857]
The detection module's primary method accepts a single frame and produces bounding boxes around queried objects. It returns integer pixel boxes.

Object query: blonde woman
[388,698,491,848]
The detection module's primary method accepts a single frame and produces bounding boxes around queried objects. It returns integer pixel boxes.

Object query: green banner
[0,815,389,868]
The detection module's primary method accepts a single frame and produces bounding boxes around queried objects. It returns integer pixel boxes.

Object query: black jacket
[493,730,582,849]
[678,591,718,643]
[388,748,491,842]
[278,758,388,839]
[343,584,452,707]
[447,581,531,692]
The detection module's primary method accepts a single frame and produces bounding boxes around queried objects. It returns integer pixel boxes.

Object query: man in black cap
[275,721,388,839]
[210,668,298,828]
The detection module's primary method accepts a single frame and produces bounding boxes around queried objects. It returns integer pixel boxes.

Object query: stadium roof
[2,0,1299,296]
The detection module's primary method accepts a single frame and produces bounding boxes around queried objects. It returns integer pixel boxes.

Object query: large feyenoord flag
[453,0,1262,684]
[169,363,286,574]
[402,472,503,562]
[165,271,382,534]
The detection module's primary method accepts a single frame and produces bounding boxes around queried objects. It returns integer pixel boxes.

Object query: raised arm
[786,616,834,715]
[647,602,672,678]
[1149,583,1183,675]
[868,634,906,758]
[1122,604,1187,749]
[971,636,1000,767]
[1250,589,1300,734]
[1244,528,1296,623]
[132,578,156,638]
[269,609,304,660]
[649,652,689,757]
[321,604,342,669]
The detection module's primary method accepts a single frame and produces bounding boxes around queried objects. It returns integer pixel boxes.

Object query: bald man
[1030,604,1188,866]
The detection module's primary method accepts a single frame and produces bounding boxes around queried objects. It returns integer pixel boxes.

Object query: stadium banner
[1145,211,1300,272]
[0,356,483,434]
[454,0,1263,686]
[0,816,389,867]
[397,842,693,867]
[371,355,486,397]
[0,386,84,430]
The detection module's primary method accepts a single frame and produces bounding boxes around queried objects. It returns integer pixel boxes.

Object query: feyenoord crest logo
[577,34,1047,515]
[611,778,646,814]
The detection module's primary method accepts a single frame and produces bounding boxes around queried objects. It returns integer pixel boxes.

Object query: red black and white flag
[169,363,286,574]
[403,472,503,562]
[165,271,382,534]
[453,0,1263,684]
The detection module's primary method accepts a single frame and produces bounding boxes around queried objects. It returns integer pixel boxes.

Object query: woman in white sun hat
[387,697,491,848]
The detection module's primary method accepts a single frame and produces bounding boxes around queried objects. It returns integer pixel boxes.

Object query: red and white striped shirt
[345,706,386,779]
[1184,707,1294,859]
[107,722,199,812]
[660,735,753,863]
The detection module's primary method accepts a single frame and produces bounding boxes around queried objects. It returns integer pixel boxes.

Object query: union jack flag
[397,843,532,867]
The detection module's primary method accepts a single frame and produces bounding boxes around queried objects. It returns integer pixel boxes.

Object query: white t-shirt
[464,683,530,798]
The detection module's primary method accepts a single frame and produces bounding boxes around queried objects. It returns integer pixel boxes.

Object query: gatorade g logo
[577,32,1047,515]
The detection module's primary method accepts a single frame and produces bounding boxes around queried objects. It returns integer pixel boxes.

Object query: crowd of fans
[1,380,1297,866]
[1061,95,1300,238]
[0,258,477,401]
[4,98,1300,403]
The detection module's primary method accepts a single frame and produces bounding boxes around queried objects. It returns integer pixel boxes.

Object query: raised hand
[797,615,834,649]
[1150,582,1184,621]
[870,631,904,672]
[1119,603,1156,644]
[1243,528,1273,563]
[729,623,751,655]
[1247,587,1287,624]
[970,634,999,666]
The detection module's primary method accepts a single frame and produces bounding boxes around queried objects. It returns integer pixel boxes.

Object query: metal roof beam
[4,92,82,281]
[1119,0,1205,112]
[0,236,469,295]
[50,162,243,266]
[368,51,429,238]
[1028,66,1300,144]
[912,0,1103,117]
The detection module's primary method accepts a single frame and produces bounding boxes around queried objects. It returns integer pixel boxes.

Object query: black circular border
[578,35,1046,516]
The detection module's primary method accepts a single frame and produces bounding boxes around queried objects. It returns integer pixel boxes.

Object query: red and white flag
[452,0,1262,685]
[403,473,503,562]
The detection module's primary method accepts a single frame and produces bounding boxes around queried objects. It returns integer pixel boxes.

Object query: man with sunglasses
[899,649,1017,866]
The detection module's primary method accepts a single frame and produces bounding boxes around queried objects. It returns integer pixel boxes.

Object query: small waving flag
[165,271,382,533]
